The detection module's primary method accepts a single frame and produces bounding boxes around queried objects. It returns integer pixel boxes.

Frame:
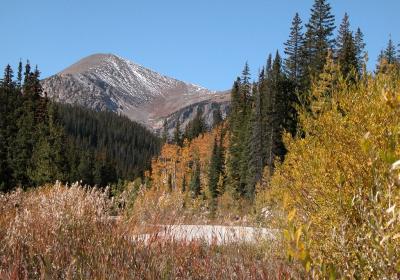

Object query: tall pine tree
[264,52,289,174]
[384,37,397,64]
[284,13,304,90]
[335,13,358,79]
[226,79,241,194]
[302,0,336,88]
[208,136,223,199]
[173,117,182,146]
[354,27,366,73]
[246,81,264,198]
[190,157,201,198]
[17,60,23,88]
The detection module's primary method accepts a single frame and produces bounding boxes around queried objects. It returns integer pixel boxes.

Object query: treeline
[150,0,400,205]
[0,62,160,192]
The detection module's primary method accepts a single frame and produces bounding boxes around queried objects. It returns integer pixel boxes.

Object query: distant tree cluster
[152,0,371,203]
[226,58,293,199]
[0,62,160,192]
[224,0,372,200]
[376,37,400,72]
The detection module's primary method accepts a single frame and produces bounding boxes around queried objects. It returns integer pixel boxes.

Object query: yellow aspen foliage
[256,65,400,278]
[141,124,233,221]
[312,49,340,102]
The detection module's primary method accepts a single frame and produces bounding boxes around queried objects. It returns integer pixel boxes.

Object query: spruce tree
[241,62,251,102]
[208,137,222,199]
[226,79,242,194]
[302,0,336,86]
[190,158,201,198]
[10,62,37,187]
[264,52,289,174]
[17,60,23,88]
[377,38,398,73]
[335,13,350,52]
[173,117,182,146]
[0,65,21,190]
[2,65,14,89]
[23,60,31,86]
[238,63,253,196]
[336,14,358,79]
[284,13,304,89]
[266,54,272,76]
[384,37,397,64]
[354,27,366,72]
[246,82,264,198]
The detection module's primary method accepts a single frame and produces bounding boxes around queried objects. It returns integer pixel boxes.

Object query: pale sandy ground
[133,225,277,245]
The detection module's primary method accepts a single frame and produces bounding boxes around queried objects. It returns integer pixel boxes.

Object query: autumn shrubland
[0,183,294,279]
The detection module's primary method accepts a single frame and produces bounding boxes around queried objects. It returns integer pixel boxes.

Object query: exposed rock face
[42,53,230,131]
[159,95,230,136]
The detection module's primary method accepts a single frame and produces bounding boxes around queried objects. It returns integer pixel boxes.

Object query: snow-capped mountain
[42,53,230,130]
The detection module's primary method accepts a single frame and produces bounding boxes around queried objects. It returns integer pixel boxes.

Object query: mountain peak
[60,53,121,75]
[42,53,230,130]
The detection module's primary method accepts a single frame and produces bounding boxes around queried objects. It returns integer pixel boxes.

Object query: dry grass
[0,183,296,279]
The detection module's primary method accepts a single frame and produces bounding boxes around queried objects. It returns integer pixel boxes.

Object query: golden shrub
[257,66,400,278]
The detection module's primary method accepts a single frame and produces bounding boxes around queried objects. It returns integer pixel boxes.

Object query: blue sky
[0,0,399,90]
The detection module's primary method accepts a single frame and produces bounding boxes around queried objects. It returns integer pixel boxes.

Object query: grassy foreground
[0,183,297,279]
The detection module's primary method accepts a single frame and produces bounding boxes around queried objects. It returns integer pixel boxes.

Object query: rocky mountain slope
[42,54,230,132]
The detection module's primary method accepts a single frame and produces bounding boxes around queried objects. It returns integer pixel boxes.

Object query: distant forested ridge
[0,62,160,192]
[57,103,160,183]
